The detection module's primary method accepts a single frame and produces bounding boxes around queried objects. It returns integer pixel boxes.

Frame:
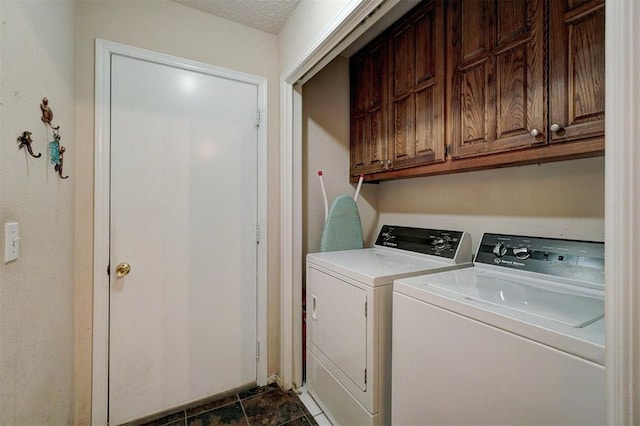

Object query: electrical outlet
[5,222,19,263]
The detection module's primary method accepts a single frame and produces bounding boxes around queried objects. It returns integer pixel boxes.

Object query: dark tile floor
[123,384,319,426]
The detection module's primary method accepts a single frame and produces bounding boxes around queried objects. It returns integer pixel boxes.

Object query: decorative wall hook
[56,145,68,179]
[17,131,42,158]
[49,134,68,179]
[40,97,59,131]
[39,97,69,179]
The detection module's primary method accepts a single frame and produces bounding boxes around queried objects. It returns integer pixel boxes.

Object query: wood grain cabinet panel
[449,0,545,159]
[390,0,444,170]
[350,37,388,175]
[348,0,604,182]
[350,0,444,177]
[549,0,605,143]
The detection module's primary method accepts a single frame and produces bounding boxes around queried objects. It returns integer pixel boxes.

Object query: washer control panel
[374,225,468,260]
[475,233,605,286]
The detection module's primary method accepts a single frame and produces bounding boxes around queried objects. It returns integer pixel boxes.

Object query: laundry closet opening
[299,0,605,422]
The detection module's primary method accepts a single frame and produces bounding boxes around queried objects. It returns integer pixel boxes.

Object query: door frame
[92,39,269,425]
[280,0,639,423]
[278,0,411,390]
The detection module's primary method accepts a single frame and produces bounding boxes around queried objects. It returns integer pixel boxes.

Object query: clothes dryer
[306,225,472,426]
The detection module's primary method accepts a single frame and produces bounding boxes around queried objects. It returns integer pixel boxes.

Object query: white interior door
[108,54,258,425]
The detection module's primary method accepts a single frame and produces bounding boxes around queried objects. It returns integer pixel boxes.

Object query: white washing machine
[392,233,605,426]
[306,225,472,426]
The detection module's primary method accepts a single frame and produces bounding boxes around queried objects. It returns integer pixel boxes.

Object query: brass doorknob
[115,263,131,278]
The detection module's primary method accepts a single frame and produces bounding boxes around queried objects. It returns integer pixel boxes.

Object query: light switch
[5,222,19,263]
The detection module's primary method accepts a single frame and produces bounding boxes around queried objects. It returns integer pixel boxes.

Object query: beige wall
[278,0,351,74]
[0,1,76,424]
[377,157,605,251]
[302,56,379,256]
[74,2,280,422]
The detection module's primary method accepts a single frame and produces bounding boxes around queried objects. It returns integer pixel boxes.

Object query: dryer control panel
[475,233,605,287]
[374,225,469,261]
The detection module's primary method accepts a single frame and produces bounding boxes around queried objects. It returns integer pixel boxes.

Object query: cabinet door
[390,1,445,170]
[352,52,368,117]
[350,38,388,176]
[449,0,545,159]
[549,0,605,143]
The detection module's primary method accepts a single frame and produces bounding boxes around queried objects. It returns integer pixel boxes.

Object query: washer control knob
[513,247,531,260]
[433,237,446,249]
[493,242,507,257]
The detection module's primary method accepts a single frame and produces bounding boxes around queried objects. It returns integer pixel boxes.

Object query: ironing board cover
[320,194,364,252]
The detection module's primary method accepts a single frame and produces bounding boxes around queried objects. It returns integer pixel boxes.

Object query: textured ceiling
[172,0,300,34]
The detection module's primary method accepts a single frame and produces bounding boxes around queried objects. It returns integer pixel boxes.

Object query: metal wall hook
[40,97,60,131]
[55,145,68,179]
[49,134,68,179]
[17,131,42,158]
[40,97,69,179]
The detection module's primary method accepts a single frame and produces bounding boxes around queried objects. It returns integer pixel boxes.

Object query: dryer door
[308,267,368,391]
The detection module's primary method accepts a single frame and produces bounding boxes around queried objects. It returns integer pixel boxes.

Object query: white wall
[0,2,76,424]
[278,0,350,74]
[74,2,280,423]
[302,56,379,256]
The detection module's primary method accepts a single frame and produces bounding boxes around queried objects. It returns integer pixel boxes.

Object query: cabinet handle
[530,128,540,137]
[550,123,564,133]
[379,160,385,166]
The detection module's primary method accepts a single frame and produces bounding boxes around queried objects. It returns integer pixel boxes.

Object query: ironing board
[320,194,364,252]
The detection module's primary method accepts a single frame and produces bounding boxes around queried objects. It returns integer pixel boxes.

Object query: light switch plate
[5,222,19,263]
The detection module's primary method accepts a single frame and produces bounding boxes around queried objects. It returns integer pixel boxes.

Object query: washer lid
[411,268,604,328]
[306,248,467,286]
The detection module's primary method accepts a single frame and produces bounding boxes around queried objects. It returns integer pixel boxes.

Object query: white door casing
[93,39,268,425]
[604,1,640,423]
[278,0,404,391]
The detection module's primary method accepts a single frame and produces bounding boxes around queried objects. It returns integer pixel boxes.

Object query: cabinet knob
[530,128,540,137]
[550,123,564,133]
[379,160,385,166]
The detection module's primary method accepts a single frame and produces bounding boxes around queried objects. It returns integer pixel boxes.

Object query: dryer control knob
[513,247,531,260]
[493,242,507,257]
[433,238,446,249]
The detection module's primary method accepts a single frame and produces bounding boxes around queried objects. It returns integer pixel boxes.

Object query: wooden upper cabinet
[349,0,604,182]
[350,37,388,176]
[448,0,545,159]
[549,0,605,143]
[390,0,445,170]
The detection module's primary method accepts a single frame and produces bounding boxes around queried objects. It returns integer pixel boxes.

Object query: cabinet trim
[351,137,603,183]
